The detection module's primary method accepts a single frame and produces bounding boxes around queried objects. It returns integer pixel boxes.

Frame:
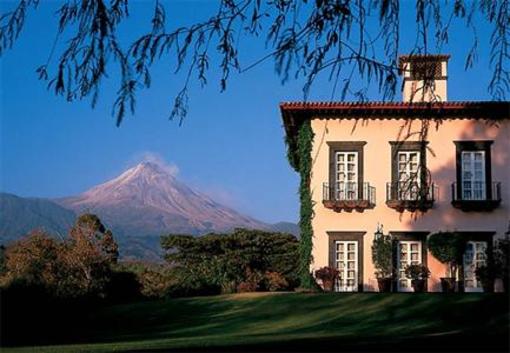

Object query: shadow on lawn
[128,332,509,353]
[1,292,509,352]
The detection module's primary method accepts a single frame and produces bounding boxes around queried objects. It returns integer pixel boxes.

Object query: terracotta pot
[440,277,456,293]
[322,279,335,292]
[411,279,426,293]
[377,278,392,292]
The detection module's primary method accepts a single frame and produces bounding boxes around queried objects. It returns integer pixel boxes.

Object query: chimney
[399,54,450,102]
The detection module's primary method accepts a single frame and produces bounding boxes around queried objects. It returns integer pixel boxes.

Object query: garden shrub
[161,228,299,295]
[264,271,289,291]
[427,231,465,277]
[372,234,393,279]
[315,266,339,292]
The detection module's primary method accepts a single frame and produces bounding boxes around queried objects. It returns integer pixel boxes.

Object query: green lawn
[3,292,509,353]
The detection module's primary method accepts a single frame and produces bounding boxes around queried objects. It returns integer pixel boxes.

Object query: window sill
[451,200,501,212]
[386,199,434,212]
[323,200,375,212]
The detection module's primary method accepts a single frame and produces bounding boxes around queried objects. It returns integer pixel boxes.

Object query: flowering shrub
[315,266,339,292]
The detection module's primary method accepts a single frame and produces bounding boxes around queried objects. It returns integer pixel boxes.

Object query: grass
[3,292,509,353]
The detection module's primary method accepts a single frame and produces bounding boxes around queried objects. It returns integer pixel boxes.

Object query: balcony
[386,182,437,212]
[451,182,502,211]
[323,182,376,212]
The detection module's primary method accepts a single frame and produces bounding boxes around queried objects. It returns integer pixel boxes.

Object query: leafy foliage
[371,234,393,279]
[1,1,509,125]
[0,214,120,298]
[475,263,497,282]
[61,214,120,296]
[0,230,64,291]
[427,231,465,277]
[295,120,315,288]
[494,232,510,289]
[314,266,339,283]
[161,228,299,295]
[263,271,289,292]
[0,245,5,275]
[404,264,430,280]
[115,261,175,298]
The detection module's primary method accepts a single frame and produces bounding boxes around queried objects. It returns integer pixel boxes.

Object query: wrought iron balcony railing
[386,181,437,211]
[323,182,376,211]
[451,182,501,211]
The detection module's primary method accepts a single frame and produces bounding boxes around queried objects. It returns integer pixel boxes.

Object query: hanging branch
[0,0,508,126]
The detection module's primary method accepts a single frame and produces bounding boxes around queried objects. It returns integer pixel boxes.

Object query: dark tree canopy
[1,0,508,125]
[161,228,299,294]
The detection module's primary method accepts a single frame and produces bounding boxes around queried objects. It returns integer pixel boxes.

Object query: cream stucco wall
[310,118,510,291]
[402,79,447,102]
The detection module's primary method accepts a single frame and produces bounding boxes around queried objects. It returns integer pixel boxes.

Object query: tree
[371,233,393,279]
[427,231,465,278]
[0,230,64,290]
[114,261,174,298]
[161,228,299,295]
[62,213,119,296]
[0,214,120,298]
[0,245,6,275]
[0,1,508,126]
[494,228,510,292]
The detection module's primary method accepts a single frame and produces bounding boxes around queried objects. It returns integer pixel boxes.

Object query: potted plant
[427,231,464,293]
[494,233,510,292]
[315,266,339,292]
[404,264,430,292]
[372,233,393,292]
[475,264,496,292]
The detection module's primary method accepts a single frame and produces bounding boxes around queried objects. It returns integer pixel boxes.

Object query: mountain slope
[57,162,268,237]
[0,193,76,242]
[269,222,299,237]
[1,162,296,259]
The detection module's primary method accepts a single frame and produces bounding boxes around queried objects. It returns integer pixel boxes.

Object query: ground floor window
[463,241,487,292]
[334,241,358,292]
[328,231,365,292]
[397,241,422,292]
[389,232,429,293]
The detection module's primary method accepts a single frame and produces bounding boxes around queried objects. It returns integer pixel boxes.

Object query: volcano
[58,161,268,237]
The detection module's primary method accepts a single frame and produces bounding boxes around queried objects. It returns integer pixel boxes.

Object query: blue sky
[0,1,497,223]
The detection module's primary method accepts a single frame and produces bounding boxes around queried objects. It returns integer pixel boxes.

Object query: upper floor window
[461,151,486,200]
[397,150,421,200]
[334,151,358,200]
[323,142,375,211]
[328,142,366,201]
[452,140,501,211]
[387,141,435,212]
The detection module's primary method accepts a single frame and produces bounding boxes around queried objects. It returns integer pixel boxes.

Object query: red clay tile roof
[398,54,451,70]
[398,54,451,61]
[280,100,505,111]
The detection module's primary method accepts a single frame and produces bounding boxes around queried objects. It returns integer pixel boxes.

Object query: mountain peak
[128,160,173,176]
[137,161,165,171]
[58,161,268,236]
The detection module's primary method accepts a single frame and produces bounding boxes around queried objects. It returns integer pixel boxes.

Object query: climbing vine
[293,120,315,288]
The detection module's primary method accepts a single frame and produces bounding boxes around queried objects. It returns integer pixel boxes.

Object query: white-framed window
[335,152,358,200]
[461,151,486,200]
[334,241,358,292]
[463,241,487,292]
[397,241,422,292]
[397,151,420,200]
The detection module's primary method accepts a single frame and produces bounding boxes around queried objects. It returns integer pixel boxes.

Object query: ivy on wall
[293,120,315,288]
